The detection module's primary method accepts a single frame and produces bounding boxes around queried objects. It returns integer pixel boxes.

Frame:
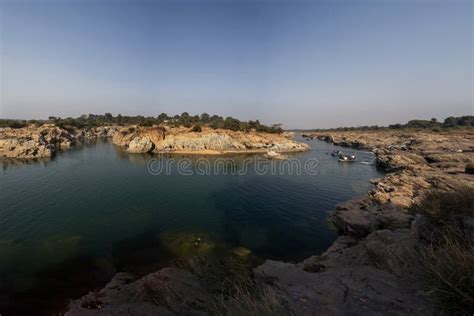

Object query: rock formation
[0,125,117,159]
[112,126,309,154]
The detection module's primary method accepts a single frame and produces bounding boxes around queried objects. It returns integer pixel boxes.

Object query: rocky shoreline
[0,125,308,160]
[0,125,117,159]
[64,129,473,315]
[112,125,308,154]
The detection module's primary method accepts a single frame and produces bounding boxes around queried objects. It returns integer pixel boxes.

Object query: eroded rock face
[127,136,155,153]
[112,126,309,154]
[0,125,118,159]
[0,126,73,159]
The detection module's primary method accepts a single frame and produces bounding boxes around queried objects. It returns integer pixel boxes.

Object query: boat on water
[338,155,356,162]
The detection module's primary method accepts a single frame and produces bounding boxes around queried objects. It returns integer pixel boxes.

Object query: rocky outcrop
[0,125,118,159]
[329,196,413,238]
[0,125,74,159]
[66,268,212,315]
[112,126,309,154]
[127,136,155,153]
[255,223,434,315]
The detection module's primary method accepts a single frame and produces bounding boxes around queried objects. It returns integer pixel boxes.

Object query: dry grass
[178,255,288,315]
[212,264,287,315]
[412,186,474,314]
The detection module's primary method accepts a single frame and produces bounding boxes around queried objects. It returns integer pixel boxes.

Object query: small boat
[331,150,342,156]
[338,155,356,162]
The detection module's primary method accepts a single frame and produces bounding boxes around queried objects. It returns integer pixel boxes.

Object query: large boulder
[254,228,433,315]
[127,136,154,153]
[329,196,413,238]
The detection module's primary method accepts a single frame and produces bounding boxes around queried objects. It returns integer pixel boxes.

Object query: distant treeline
[0,113,283,133]
[296,116,474,132]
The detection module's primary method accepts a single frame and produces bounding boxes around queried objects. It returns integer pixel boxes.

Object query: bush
[0,119,27,129]
[466,163,474,175]
[209,121,219,130]
[191,125,202,132]
[412,186,474,314]
[412,185,474,228]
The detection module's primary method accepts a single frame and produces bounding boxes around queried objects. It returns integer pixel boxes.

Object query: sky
[0,0,472,129]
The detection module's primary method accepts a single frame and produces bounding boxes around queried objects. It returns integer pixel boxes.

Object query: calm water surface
[0,137,381,314]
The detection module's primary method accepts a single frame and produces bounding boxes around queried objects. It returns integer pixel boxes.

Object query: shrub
[209,121,219,130]
[191,125,202,132]
[412,185,474,228]
[466,163,474,175]
[412,186,474,314]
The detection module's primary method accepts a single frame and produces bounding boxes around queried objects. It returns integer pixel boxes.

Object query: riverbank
[0,124,308,159]
[65,129,473,315]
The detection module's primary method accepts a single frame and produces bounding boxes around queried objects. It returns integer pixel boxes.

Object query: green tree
[200,113,210,123]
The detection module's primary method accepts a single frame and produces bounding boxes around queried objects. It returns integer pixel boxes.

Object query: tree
[223,117,241,131]
[104,113,113,122]
[200,113,210,123]
[158,113,168,122]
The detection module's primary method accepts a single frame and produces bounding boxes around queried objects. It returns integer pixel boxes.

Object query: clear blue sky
[0,0,472,128]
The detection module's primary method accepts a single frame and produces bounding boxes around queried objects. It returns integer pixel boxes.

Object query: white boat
[338,155,356,162]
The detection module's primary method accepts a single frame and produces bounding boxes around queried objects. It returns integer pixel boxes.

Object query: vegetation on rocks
[412,186,474,314]
[1,112,283,133]
[297,115,473,132]
[191,124,202,132]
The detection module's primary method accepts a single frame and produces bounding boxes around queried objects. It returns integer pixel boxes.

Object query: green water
[0,138,381,314]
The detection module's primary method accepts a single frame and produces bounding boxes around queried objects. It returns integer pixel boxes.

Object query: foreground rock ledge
[66,222,435,315]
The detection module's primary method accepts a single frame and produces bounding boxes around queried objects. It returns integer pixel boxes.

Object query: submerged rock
[232,246,251,257]
[159,232,217,259]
